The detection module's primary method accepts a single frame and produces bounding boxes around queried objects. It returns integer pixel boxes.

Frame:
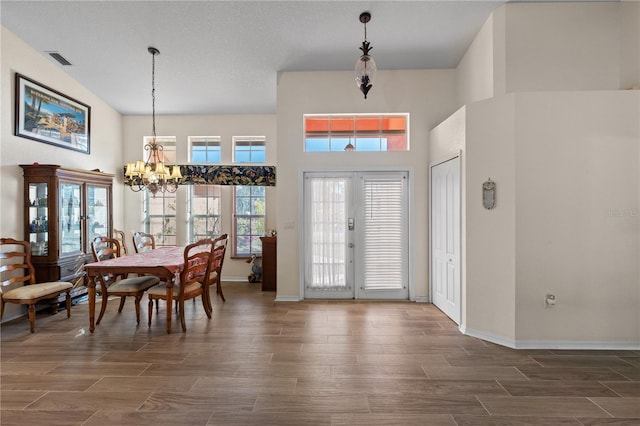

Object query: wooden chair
[0,238,72,333]
[132,231,155,253]
[203,234,228,314]
[147,238,212,332]
[113,228,128,255]
[91,236,160,325]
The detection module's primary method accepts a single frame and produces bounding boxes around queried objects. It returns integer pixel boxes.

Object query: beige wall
[514,91,639,345]
[121,114,277,279]
[276,69,458,300]
[0,27,124,320]
[444,1,640,347]
[504,2,623,92]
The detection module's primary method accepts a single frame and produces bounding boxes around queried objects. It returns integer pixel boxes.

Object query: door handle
[348,243,354,248]
[348,218,355,230]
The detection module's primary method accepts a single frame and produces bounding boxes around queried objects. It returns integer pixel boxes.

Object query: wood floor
[1,282,639,425]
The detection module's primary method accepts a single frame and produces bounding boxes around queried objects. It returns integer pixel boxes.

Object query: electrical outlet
[545,294,556,308]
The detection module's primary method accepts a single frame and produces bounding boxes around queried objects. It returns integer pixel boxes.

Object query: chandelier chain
[151,50,156,140]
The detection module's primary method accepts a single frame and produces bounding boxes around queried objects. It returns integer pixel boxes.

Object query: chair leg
[179,299,187,332]
[217,279,226,302]
[96,291,109,325]
[148,298,154,327]
[118,296,126,313]
[134,294,142,325]
[65,290,71,318]
[0,300,5,321]
[28,303,36,333]
[202,286,212,316]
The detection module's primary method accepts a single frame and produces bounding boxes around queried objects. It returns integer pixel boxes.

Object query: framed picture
[15,73,90,154]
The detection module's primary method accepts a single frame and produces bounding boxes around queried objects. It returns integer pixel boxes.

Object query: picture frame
[14,73,91,154]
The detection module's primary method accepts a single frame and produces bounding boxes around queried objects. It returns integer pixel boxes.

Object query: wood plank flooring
[1,282,639,425]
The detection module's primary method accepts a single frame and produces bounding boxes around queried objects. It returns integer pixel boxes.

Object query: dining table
[84,246,187,334]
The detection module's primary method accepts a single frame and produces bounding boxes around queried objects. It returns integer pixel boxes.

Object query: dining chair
[91,236,160,325]
[0,238,72,333]
[132,231,155,253]
[147,238,212,332]
[203,233,228,314]
[113,228,128,255]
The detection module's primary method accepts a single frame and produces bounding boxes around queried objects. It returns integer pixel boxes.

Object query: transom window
[233,136,266,163]
[190,136,221,163]
[304,114,409,152]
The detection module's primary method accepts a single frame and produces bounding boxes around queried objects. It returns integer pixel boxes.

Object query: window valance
[123,165,276,187]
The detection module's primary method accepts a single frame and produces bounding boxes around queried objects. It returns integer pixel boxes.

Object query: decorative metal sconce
[355,11,377,99]
[482,178,496,209]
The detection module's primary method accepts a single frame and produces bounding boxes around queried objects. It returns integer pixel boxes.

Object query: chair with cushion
[132,231,155,254]
[0,238,72,333]
[203,234,228,314]
[91,236,160,325]
[113,228,128,255]
[147,238,212,332]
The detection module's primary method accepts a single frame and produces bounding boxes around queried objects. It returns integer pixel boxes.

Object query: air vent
[48,52,72,66]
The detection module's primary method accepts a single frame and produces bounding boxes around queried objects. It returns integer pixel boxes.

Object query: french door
[303,171,409,299]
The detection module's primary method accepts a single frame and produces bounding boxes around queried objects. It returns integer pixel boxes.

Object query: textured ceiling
[0,0,616,115]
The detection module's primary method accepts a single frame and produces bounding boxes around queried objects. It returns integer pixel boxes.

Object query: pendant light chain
[151,49,157,140]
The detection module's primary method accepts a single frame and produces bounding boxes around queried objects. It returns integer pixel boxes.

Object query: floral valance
[123,165,276,186]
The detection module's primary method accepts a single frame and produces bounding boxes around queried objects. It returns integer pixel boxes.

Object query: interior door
[430,157,461,324]
[303,171,409,300]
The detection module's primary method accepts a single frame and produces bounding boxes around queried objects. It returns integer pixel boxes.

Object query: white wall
[514,91,639,347]
[457,14,494,106]
[1,26,124,320]
[276,69,458,300]
[121,114,277,279]
[448,2,640,347]
[504,2,625,92]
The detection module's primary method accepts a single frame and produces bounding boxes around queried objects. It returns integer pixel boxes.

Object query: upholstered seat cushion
[3,281,72,300]
[109,276,160,292]
[147,282,202,297]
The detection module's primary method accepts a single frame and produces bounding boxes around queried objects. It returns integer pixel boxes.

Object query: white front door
[303,171,409,300]
[430,157,461,324]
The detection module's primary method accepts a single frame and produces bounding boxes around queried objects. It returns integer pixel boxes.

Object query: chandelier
[125,47,181,196]
[355,12,377,99]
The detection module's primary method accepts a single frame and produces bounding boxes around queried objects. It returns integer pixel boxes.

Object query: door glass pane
[28,182,49,256]
[60,183,82,255]
[305,177,348,289]
[87,185,109,250]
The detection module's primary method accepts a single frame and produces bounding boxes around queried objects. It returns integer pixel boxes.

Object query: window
[233,136,266,256]
[233,136,266,163]
[190,136,221,163]
[304,114,409,152]
[188,136,221,243]
[233,185,265,256]
[143,136,177,246]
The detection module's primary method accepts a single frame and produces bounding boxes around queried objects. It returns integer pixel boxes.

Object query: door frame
[299,167,414,301]
[428,152,462,324]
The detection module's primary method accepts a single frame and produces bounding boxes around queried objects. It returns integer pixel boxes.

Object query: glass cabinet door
[86,185,110,250]
[59,182,83,255]
[27,182,49,256]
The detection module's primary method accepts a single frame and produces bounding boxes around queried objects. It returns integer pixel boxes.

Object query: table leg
[88,276,96,333]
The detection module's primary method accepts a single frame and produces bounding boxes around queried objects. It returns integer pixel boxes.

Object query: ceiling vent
[48,52,72,66]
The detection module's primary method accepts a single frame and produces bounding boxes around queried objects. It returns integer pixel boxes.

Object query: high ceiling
[1,0,615,115]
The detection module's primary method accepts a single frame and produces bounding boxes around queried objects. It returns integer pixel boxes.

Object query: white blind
[362,175,407,290]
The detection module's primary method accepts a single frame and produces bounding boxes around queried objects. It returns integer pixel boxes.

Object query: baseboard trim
[275,295,301,302]
[414,297,430,303]
[461,326,640,350]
